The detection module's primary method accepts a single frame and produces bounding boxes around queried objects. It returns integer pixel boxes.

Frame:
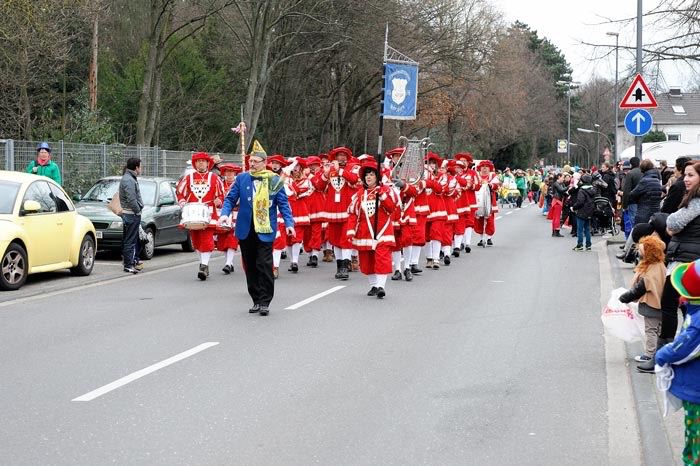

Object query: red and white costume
[304,156,325,263]
[284,158,313,269]
[215,163,242,271]
[473,160,500,239]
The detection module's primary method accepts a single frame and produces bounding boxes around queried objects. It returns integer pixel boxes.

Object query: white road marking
[505,211,513,215]
[495,216,502,220]
[285,286,345,310]
[72,342,219,402]
[491,280,504,283]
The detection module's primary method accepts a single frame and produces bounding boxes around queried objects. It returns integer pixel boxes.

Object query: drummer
[176,152,225,280]
[216,163,242,274]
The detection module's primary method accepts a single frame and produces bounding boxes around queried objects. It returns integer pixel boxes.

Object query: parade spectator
[656,258,700,465]
[661,156,691,214]
[622,156,642,227]
[549,173,567,237]
[638,161,700,373]
[515,169,527,207]
[659,159,673,186]
[631,159,662,225]
[119,157,143,274]
[26,142,62,185]
[618,235,667,363]
[571,174,595,250]
[219,152,295,316]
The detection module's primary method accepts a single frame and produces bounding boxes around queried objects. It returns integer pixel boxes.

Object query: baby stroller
[498,186,521,208]
[591,196,619,236]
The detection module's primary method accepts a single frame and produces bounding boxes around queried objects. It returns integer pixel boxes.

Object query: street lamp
[569,142,590,169]
[557,80,580,161]
[606,31,619,162]
[577,127,614,165]
[594,123,600,163]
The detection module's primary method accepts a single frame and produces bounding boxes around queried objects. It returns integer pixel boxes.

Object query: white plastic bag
[601,287,645,342]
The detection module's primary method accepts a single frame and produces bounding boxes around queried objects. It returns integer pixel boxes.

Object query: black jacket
[630,169,662,224]
[661,177,686,214]
[551,181,567,200]
[667,214,700,263]
[572,185,596,219]
[622,167,642,208]
[600,170,617,203]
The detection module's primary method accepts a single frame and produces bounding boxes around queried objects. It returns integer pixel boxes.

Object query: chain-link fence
[1,139,241,196]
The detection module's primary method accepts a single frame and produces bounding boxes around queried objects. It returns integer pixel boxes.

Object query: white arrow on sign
[631,111,646,133]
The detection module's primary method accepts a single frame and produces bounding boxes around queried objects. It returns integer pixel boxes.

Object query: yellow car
[0,171,97,291]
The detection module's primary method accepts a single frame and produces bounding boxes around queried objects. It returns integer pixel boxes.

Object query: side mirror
[22,200,42,214]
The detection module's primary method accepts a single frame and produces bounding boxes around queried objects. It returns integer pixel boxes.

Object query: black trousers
[239,230,274,306]
[659,274,680,340]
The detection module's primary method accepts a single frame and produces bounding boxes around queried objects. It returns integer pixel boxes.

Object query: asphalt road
[0,203,614,465]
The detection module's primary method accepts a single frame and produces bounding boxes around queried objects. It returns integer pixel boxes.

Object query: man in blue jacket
[219,152,295,316]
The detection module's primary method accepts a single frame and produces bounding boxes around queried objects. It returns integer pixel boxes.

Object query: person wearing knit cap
[347,159,397,298]
[176,152,225,280]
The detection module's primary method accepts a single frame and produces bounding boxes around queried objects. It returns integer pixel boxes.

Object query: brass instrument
[390,136,430,184]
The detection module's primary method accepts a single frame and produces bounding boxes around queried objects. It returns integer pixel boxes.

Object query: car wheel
[140,227,155,260]
[1,243,28,291]
[181,233,195,252]
[70,235,96,276]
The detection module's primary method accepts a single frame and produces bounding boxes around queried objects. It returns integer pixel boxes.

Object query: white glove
[282,158,298,176]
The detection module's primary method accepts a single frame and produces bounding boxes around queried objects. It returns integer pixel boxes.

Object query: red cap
[328,146,353,161]
[218,162,242,174]
[477,160,495,171]
[191,152,214,169]
[267,154,289,167]
[305,156,322,166]
[425,151,442,165]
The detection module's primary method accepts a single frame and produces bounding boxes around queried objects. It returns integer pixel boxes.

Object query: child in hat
[656,258,700,465]
[618,235,667,363]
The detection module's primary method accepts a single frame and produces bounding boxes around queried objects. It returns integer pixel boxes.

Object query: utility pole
[635,0,643,159]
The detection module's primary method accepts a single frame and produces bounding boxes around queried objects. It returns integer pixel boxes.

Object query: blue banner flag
[383,62,418,120]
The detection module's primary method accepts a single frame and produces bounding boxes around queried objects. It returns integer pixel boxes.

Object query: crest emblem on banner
[391,77,408,104]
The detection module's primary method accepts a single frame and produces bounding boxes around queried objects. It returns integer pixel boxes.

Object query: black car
[75,176,193,259]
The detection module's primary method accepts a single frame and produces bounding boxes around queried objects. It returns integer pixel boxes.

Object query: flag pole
[374,24,389,240]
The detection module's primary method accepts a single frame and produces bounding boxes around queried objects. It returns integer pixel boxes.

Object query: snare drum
[181,203,211,230]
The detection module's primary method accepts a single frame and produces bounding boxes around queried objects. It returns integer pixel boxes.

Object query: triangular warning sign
[620,74,658,109]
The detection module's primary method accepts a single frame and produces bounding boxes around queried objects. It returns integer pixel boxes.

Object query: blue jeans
[576,216,591,247]
[122,213,141,268]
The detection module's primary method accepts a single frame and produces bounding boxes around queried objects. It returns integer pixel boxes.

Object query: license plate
[95,231,103,239]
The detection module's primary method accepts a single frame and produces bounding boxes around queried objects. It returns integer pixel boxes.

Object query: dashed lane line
[285,286,346,310]
[72,342,219,402]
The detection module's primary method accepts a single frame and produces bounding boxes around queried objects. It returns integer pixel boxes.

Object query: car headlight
[109,220,123,229]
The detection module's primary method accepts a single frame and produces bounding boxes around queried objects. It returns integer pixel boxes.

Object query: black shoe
[308,255,318,268]
[477,240,484,247]
[410,264,422,274]
[288,262,299,273]
[615,252,626,260]
[552,231,563,237]
[619,244,625,249]
[123,266,139,274]
[464,246,471,253]
[197,264,208,281]
[222,264,233,274]
[391,270,402,281]
[443,255,451,266]
[573,245,584,251]
[258,305,269,316]
[339,259,350,280]
[334,259,343,279]
[367,286,378,296]
[439,251,444,259]
[403,268,413,281]
[585,246,592,251]
[280,251,287,260]
[249,304,261,314]
[452,248,460,257]
[486,239,493,246]
[376,287,386,299]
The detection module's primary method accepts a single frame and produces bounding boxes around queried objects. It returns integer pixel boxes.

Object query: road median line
[285,286,345,310]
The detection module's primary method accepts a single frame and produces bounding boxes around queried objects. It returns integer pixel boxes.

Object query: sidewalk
[607,239,685,466]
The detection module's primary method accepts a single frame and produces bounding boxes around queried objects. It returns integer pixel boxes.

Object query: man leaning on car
[119,158,143,274]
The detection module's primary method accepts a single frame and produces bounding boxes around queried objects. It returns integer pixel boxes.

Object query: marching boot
[308,255,318,268]
[367,286,378,296]
[323,249,334,262]
[391,270,402,281]
[376,287,386,299]
[487,239,493,246]
[637,337,674,373]
[552,230,564,237]
[443,255,451,266]
[452,248,460,257]
[288,262,299,273]
[197,264,208,281]
[306,255,314,266]
[477,240,484,247]
[464,246,471,253]
[222,264,233,275]
[340,259,351,280]
[403,268,413,281]
[410,264,422,274]
[334,259,343,279]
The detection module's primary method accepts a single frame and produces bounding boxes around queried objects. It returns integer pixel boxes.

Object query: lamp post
[557,80,580,161]
[569,142,590,169]
[594,123,600,164]
[606,31,619,162]
[577,127,613,166]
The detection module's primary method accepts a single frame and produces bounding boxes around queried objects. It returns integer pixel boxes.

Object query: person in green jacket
[25,142,62,185]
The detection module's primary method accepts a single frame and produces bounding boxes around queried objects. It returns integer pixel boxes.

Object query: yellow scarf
[251,169,279,234]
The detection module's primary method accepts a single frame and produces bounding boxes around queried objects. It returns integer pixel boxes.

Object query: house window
[672,105,686,114]
[667,133,681,141]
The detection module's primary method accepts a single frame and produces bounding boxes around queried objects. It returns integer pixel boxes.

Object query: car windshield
[82,179,157,205]
[0,181,21,214]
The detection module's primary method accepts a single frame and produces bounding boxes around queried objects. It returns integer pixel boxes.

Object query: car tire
[70,235,96,276]
[1,243,28,291]
[140,227,155,260]
[181,234,195,252]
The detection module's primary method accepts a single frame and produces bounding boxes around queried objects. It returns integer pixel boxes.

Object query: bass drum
[475,183,492,218]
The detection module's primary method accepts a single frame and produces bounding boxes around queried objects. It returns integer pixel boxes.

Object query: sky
[491,0,694,91]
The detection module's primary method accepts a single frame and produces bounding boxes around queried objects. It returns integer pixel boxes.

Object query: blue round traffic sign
[624,109,653,137]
